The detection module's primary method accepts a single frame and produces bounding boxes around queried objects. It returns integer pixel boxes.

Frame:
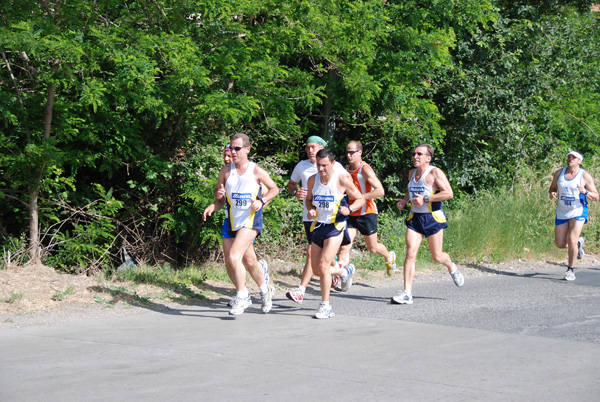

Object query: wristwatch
[292,189,297,196]
[423,194,430,203]
[348,206,354,213]
[260,197,267,205]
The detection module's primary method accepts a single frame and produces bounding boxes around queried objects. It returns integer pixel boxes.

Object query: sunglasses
[413,152,429,157]
[230,146,248,152]
[347,150,360,155]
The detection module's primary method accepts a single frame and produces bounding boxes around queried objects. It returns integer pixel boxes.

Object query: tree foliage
[0,0,598,270]
[435,3,600,193]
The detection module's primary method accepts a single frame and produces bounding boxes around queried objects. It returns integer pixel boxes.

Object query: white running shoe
[391,290,413,305]
[386,251,397,276]
[261,285,274,313]
[332,275,342,291]
[314,303,335,319]
[450,263,465,287]
[577,237,585,260]
[564,269,576,281]
[228,294,251,307]
[341,263,355,292]
[285,287,304,304]
[229,295,252,315]
[259,259,270,284]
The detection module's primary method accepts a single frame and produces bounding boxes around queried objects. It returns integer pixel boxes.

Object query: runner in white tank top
[214,133,279,316]
[225,161,262,232]
[304,149,364,319]
[549,151,598,281]
[310,169,347,229]
[556,167,587,221]
[392,144,464,305]
[285,136,346,304]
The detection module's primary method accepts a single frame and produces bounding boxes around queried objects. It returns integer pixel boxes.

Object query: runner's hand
[202,204,215,221]
[295,187,307,201]
[216,183,225,200]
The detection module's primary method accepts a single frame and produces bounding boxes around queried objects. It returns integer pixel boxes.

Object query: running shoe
[261,285,275,313]
[341,263,355,292]
[229,295,252,315]
[259,259,270,284]
[386,251,397,276]
[285,288,304,304]
[332,275,342,291]
[228,294,251,307]
[564,269,576,281]
[577,237,585,260]
[314,303,335,319]
[450,263,465,287]
[391,290,413,305]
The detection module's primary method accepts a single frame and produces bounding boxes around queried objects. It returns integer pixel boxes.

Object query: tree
[434,4,600,193]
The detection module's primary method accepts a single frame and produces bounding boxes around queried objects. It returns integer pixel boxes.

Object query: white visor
[567,151,583,161]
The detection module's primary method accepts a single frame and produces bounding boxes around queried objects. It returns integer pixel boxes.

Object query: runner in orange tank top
[336,141,398,283]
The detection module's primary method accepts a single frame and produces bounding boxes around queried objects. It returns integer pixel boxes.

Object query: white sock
[340,268,349,278]
[320,300,330,308]
[259,284,268,295]
[236,288,248,299]
[298,286,306,293]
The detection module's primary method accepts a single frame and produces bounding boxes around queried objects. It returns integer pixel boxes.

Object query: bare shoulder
[337,171,354,190]
[253,163,272,179]
[430,166,449,180]
[362,162,376,176]
[583,170,596,182]
[338,170,353,184]
[218,163,232,178]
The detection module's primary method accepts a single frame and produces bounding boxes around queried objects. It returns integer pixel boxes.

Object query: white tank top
[290,160,345,221]
[311,170,346,225]
[556,168,587,220]
[225,162,261,231]
[408,166,440,213]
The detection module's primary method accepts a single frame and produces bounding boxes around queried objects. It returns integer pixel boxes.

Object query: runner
[337,140,397,281]
[203,145,270,307]
[285,136,346,304]
[549,151,598,281]
[213,133,279,315]
[305,149,364,319]
[392,144,464,305]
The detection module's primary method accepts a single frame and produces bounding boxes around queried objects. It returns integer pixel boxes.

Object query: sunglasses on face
[230,146,248,152]
[347,150,360,155]
[413,152,429,157]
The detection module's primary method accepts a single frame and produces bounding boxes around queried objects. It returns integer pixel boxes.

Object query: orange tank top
[348,162,378,216]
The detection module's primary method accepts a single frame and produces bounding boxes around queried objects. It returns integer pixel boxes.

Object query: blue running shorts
[406,211,448,238]
[311,223,351,248]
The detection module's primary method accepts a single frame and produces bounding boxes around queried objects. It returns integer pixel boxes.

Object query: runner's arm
[255,166,280,205]
[305,175,317,219]
[213,165,230,201]
[340,173,365,215]
[430,168,454,202]
[549,169,561,200]
[361,164,385,200]
[580,171,599,202]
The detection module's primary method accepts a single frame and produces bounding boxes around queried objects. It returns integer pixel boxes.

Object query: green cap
[305,135,327,147]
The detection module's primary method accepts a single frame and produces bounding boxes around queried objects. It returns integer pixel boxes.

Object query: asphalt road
[1,262,599,401]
